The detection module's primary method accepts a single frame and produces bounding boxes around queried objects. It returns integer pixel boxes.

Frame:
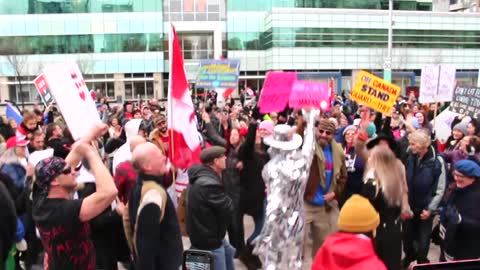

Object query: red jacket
[312,233,387,270]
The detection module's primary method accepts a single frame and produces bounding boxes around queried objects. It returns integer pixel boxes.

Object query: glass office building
[0,0,478,103]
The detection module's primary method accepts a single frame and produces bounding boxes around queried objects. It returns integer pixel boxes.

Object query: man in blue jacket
[403,129,446,267]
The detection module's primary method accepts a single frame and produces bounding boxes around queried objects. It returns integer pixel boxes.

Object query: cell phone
[411,259,480,270]
[183,249,214,270]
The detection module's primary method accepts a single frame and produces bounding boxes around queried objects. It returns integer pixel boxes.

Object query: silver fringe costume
[253,110,318,270]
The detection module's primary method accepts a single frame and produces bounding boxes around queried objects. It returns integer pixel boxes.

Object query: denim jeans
[211,240,236,270]
[247,200,266,245]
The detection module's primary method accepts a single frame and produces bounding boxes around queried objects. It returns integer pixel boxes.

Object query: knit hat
[259,120,274,135]
[316,119,336,134]
[453,122,468,136]
[200,146,226,165]
[342,125,357,137]
[454,159,480,178]
[411,117,420,129]
[338,195,380,233]
[35,156,68,191]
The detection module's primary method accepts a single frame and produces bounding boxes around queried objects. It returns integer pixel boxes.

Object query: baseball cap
[6,136,29,150]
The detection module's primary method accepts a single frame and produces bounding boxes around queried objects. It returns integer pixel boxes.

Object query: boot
[247,243,262,270]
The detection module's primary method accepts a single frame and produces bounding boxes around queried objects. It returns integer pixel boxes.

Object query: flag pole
[167,24,177,190]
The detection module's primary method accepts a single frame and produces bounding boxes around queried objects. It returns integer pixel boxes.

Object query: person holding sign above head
[32,123,117,270]
[301,117,347,260]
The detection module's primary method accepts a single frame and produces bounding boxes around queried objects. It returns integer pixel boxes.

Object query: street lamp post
[384,0,393,83]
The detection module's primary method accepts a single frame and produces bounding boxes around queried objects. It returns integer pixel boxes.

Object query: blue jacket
[1,163,26,195]
[406,146,446,212]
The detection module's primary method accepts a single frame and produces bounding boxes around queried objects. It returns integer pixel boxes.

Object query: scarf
[314,140,344,189]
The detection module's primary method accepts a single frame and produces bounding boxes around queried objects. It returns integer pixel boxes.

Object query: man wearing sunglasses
[32,123,117,270]
[302,118,347,260]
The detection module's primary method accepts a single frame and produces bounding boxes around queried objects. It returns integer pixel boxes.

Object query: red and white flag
[245,87,255,96]
[167,25,202,169]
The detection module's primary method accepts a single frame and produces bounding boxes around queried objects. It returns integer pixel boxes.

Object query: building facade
[0,0,479,104]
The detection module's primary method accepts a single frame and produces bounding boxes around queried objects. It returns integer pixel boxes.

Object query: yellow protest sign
[350,71,401,115]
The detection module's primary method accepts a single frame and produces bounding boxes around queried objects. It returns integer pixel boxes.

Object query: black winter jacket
[186,165,233,250]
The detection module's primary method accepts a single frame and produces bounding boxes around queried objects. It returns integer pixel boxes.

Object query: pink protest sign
[289,80,329,110]
[258,72,297,113]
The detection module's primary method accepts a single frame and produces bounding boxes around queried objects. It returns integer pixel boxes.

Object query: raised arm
[66,124,118,223]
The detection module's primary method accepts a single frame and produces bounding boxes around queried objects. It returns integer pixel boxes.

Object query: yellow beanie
[338,195,380,233]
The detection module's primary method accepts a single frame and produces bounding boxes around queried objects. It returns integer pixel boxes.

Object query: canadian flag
[328,77,335,102]
[167,25,202,169]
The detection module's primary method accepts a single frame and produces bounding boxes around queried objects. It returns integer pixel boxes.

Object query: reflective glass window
[0,0,162,14]
[0,33,163,54]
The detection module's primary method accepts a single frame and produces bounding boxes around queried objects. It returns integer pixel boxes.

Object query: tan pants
[303,200,339,259]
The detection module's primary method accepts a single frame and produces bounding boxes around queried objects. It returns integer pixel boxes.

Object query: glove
[445,206,462,225]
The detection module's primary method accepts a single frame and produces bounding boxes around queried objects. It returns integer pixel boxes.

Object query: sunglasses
[318,129,332,136]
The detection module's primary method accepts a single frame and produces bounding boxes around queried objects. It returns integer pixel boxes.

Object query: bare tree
[77,54,94,75]
[0,37,28,109]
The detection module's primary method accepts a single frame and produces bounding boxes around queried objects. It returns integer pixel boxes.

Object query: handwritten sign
[450,85,480,119]
[350,70,401,115]
[419,64,456,103]
[196,59,240,88]
[258,72,297,113]
[43,61,100,140]
[33,74,54,107]
[289,81,329,110]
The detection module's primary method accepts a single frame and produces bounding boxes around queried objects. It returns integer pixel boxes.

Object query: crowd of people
[0,88,479,270]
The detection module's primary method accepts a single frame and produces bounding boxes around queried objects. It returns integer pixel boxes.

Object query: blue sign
[196,59,240,88]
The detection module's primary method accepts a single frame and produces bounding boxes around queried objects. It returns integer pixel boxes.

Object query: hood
[187,164,221,186]
[312,233,384,270]
[124,119,142,141]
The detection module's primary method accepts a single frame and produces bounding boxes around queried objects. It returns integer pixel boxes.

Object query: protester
[360,145,412,270]
[113,135,146,204]
[403,129,446,267]
[237,120,270,268]
[0,180,17,270]
[28,130,45,153]
[32,124,117,270]
[0,136,30,195]
[311,195,386,270]
[45,123,70,159]
[339,124,364,207]
[255,110,317,270]
[440,159,480,261]
[186,146,235,270]
[124,142,183,270]
[17,111,41,140]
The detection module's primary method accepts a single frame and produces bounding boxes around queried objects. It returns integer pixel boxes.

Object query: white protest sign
[419,64,456,103]
[430,109,459,143]
[43,61,100,140]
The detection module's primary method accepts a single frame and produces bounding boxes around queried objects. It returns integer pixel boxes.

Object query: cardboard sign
[43,61,101,140]
[450,85,480,118]
[33,74,54,107]
[196,59,240,88]
[350,71,401,115]
[289,80,329,110]
[258,72,297,113]
[419,64,456,103]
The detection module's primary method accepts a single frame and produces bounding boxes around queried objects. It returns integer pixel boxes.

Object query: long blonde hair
[366,145,408,207]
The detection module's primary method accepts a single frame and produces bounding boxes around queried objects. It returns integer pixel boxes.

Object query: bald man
[123,142,183,270]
